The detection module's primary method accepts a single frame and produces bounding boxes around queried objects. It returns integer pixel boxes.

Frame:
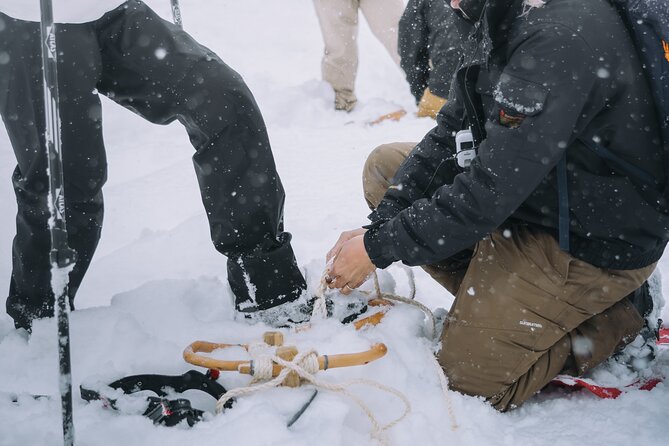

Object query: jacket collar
[455,0,540,67]
[456,0,537,47]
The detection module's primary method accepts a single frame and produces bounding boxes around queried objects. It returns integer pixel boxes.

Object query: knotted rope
[215,342,411,445]
[311,271,330,320]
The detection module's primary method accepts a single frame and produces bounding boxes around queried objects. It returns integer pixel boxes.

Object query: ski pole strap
[557,154,570,252]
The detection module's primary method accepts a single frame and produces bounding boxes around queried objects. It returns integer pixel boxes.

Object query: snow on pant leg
[359,0,403,67]
[561,297,645,375]
[93,1,305,311]
[312,0,360,101]
[437,225,654,411]
[0,15,106,329]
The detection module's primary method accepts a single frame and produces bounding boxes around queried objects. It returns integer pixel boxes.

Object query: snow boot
[240,292,369,328]
[614,272,664,372]
[228,233,307,313]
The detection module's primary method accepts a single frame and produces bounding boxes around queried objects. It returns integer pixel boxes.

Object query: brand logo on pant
[519,320,543,329]
[663,40,669,63]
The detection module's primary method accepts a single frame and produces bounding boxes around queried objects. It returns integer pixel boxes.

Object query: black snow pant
[0,1,306,330]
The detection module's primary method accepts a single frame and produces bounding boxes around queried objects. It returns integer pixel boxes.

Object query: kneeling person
[326,0,667,410]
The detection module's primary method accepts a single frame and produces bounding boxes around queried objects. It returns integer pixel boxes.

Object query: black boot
[228,233,307,314]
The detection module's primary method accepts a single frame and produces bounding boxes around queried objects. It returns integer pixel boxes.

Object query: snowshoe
[80,370,232,427]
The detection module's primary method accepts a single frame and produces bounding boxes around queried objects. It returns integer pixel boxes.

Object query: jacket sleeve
[399,0,430,103]
[364,27,601,268]
[368,89,464,225]
[425,4,466,99]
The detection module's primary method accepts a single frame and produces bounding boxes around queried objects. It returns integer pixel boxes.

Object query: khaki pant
[363,142,655,411]
[312,0,403,102]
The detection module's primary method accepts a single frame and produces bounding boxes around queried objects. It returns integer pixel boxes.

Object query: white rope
[369,269,437,341]
[430,349,459,431]
[215,345,411,445]
[311,271,330,320]
[371,268,457,430]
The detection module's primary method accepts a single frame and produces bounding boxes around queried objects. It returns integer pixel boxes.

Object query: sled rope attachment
[313,266,436,339]
[313,266,458,431]
[214,341,411,445]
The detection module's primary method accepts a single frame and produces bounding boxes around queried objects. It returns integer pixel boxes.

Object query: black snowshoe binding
[80,370,232,427]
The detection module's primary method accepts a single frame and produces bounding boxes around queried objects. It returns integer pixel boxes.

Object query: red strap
[551,375,662,399]
[550,327,667,399]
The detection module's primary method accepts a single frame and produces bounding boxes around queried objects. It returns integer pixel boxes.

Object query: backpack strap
[557,154,570,251]
[579,137,658,185]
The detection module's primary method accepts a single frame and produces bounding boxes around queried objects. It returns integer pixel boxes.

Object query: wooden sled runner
[183,331,387,386]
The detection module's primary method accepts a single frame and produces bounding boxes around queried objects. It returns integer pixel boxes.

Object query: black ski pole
[171,0,184,28]
[39,1,77,445]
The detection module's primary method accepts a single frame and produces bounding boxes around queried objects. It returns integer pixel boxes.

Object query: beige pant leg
[438,226,654,411]
[490,297,645,410]
[362,142,415,209]
[312,0,359,96]
[359,0,403,67]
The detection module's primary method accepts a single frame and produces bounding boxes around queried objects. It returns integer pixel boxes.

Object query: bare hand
[326,228,367,264]
[326,235,375,295]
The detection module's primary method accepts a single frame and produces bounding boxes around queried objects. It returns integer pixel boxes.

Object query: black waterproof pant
[0,1,306,330]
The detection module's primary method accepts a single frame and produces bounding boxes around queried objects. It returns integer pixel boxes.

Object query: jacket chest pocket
[492,72,548,126]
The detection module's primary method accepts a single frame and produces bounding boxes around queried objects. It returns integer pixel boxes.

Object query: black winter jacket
[365,0,669,271]
[399,0,465,102]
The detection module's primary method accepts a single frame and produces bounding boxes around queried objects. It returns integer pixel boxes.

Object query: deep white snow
[1,1,668,445]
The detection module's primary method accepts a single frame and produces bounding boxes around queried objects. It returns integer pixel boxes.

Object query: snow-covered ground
[1,1,668,445]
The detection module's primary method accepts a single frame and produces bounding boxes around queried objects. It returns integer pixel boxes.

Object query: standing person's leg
[312,0,360,111]
[93,1,306,316]
[0,15,106,330]
[359,0,403,67]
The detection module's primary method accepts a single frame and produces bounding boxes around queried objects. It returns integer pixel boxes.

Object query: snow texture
[1,1,668,445]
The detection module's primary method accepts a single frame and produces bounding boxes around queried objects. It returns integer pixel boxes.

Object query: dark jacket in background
[366,0,668,271]
[398,0,465,102]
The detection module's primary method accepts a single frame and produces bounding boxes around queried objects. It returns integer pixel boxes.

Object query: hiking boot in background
[334,89,357,112]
